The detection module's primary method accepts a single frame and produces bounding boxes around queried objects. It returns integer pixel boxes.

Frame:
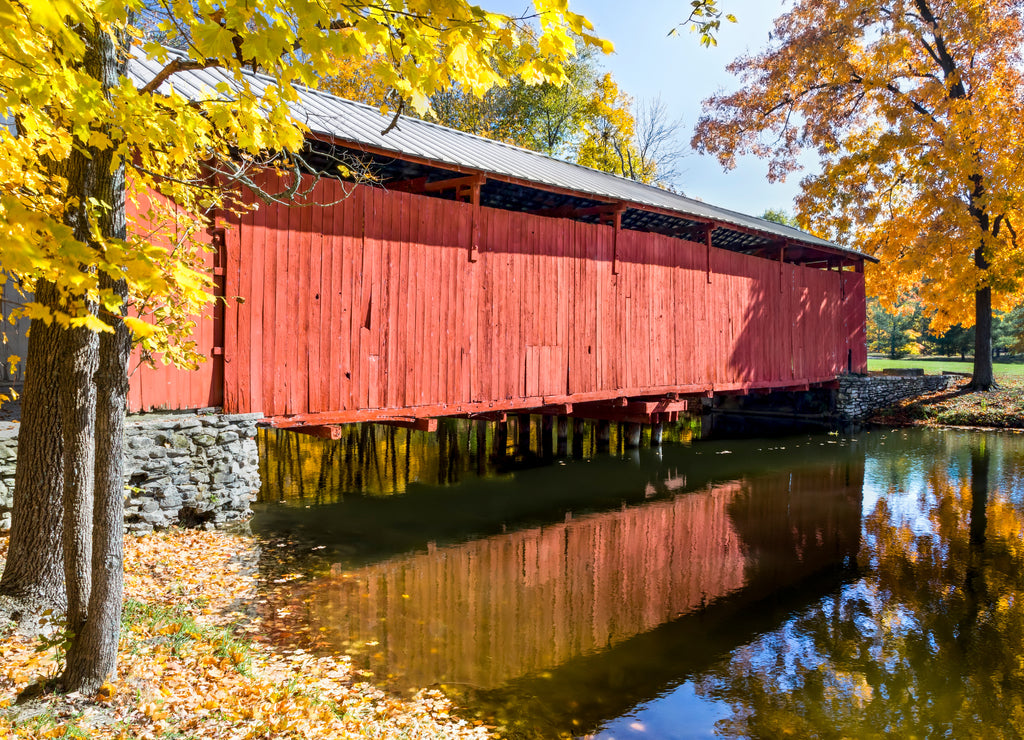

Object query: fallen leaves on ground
[871,376,1024,429]
[0,530,490,739]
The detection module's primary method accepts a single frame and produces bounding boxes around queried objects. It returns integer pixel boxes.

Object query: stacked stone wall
[836,374,959,421]
[0,411,262,532]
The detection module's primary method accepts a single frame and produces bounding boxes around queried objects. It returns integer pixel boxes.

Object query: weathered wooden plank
[292,185,313,415]
[259,183,279,416]
[306,182,325,413]
[223,192,242,413]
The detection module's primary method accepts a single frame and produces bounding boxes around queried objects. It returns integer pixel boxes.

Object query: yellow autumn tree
[692,0,1024,389]
[0,0,606,693]
[576,73,650,181]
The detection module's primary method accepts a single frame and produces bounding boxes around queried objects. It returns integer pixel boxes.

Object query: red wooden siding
[218,177,867,420]
[126,192,223,413]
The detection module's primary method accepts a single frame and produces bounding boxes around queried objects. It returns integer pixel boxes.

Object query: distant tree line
[868,297,1024,360]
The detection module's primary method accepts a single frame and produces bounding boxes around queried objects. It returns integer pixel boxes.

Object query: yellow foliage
[0,0,605,368]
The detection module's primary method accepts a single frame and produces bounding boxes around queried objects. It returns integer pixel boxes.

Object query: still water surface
[252,421,1024,738]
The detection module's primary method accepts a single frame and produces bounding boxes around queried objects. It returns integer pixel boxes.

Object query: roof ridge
[127,47,868,260]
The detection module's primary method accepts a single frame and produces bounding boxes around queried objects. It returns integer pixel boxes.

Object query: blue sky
[498,1,803,217]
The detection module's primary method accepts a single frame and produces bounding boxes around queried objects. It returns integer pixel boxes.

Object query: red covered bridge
[126,60,873,431]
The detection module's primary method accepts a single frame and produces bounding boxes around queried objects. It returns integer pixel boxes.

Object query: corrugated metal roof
[128,52,870,261]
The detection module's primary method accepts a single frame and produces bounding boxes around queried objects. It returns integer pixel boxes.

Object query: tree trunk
[60,24,131,694]
[59,324,98,639]
[0,281,66,610]
[57,21,104,637]
[971,285,995,390]
[63,274,130,692]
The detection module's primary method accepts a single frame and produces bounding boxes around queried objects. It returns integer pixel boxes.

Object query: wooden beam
[266,377,842,428]
[573,397,628,412]
[530,203,623,219]
[383,176,429,194]
[289,425,344,440]
[570,408,680,425]
[374,417,438,432]
[535,404,573,415]
[423,174,486,193]
[464,411,508,422]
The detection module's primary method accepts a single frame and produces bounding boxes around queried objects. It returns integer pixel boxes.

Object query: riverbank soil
[870,376,1024,428]
[0,530,489,739]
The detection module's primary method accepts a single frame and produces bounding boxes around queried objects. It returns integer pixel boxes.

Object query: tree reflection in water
[696,431,1024,738]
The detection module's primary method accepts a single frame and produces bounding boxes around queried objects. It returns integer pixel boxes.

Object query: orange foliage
[692,0,1024,333]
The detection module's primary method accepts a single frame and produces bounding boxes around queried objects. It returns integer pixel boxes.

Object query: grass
[867,355,1024,377]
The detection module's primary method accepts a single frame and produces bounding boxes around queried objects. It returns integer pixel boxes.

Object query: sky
[497,1,803,218]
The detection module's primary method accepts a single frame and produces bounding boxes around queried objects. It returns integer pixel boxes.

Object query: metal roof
[128,52,872,263]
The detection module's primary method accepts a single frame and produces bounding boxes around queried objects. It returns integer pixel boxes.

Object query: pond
[251,419,1024,738]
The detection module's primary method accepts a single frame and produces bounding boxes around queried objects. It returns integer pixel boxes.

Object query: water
[252,420,1024,738]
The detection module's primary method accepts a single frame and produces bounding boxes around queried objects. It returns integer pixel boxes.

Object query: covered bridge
[126,59,873,431]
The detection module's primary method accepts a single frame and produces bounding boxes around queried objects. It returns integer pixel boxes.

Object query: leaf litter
[0,529,491,739]
[871,376,1024,429]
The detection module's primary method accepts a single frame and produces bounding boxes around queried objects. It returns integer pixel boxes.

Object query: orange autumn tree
[692,0,1024,389]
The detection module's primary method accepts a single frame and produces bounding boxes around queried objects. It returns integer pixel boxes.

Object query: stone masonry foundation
[0,411,262,533]
[836,374,959,422]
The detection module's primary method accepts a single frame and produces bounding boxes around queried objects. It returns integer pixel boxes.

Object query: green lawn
[866,355,1024,377]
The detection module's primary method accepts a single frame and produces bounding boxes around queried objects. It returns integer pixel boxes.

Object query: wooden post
[541,414,554,458]
[705,223,714,284]
[596,419,611,452]
[651,421,664,447]
[475,420,487,475]
[469,180,481,262]
[779,242,786,293]
[612,208,622,275]
[494,420,508,458]
[625,422,641,449]
[572,418,586,459]
[517,413,532,454]
[556,415,568,457]
[598,204,626,275]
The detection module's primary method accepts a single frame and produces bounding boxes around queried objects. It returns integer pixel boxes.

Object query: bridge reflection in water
[257,425,864,725]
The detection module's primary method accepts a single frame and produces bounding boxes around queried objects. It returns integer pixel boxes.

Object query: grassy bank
[0,530,489,739]
[867,355,1024,376]
[870,376,1024,429]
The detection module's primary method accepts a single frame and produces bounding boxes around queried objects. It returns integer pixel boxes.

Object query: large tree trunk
[971,286,995,390]
[59,324,98,638]
[0,281,66,610]
[57,23,104,637]
[63,272,129,691]
[60,24,131,694]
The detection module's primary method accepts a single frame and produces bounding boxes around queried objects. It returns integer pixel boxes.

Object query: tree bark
[56,20,104,639]
[971,285,995,390]
[60,323,98,638]
[0,280,66,610]
[60,23,131,694]
[63,273,129,691]
[970,236,995,390]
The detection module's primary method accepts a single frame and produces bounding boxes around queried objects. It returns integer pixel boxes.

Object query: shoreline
[0,529,491,739]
